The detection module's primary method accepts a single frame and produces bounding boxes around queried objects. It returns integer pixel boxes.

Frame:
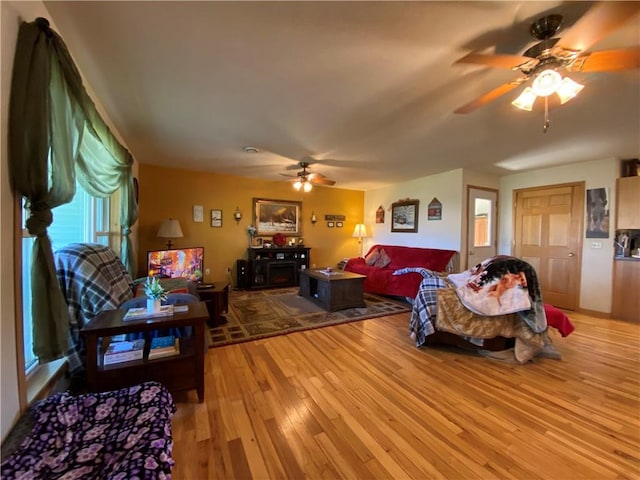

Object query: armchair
[54,243,199,379]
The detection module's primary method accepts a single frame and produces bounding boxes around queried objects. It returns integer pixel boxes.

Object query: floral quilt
[1,382,176,480]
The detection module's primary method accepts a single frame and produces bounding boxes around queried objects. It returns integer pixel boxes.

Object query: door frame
[465,185,499,271]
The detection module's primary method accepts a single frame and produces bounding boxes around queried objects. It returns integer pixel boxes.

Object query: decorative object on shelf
[253,198,302,236]
[310,212,317,226]
[210,209,222,227]
[352,223,368,257]
[273,233,286,247]
[427,197,442,221]
[144,277,168,313]
[193,205,204,223]
[157,218,183,249]
[233,206,243,223]
[391,199,419,233]
[247,225,257,247]
[376,205,385,224]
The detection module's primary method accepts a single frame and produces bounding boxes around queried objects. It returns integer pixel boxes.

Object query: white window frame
[21,188,111,378]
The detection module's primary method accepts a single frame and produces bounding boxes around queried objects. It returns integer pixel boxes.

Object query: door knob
[568,252,575,257]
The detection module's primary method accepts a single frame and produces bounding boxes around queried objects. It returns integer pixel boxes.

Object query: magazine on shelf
[123,305,174,321]
[103,339,145,365]
[148,335,180,360]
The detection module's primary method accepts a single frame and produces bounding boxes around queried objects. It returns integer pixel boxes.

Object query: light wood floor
[170,311,640,479]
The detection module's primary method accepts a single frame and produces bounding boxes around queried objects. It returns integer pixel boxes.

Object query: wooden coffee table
[298,269,366,312]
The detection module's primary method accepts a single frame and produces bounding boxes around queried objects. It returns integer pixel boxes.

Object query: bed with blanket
[396,256,574,363]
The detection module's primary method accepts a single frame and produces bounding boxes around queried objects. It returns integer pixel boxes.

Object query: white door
[467,187,498,269]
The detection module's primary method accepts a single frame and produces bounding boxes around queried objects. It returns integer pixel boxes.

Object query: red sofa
[344,244,457,298]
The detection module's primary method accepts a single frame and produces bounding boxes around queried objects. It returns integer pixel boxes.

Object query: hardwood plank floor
[170,311,640,479]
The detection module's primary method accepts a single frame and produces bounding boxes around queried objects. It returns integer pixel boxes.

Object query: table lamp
[157,218,183,249]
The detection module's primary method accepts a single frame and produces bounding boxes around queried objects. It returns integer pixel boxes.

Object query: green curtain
[8,18,138,363]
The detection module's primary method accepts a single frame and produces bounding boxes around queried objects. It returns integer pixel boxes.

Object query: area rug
[209,287,411,348]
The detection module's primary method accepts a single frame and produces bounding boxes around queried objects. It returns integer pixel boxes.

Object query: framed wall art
[253,198,302,236]
[391,199,419,233]
[210,209,222,227]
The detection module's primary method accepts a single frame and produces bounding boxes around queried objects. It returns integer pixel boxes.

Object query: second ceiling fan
[454,2,640,121]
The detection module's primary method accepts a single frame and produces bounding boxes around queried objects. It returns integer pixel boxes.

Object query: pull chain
[543,96,550,133]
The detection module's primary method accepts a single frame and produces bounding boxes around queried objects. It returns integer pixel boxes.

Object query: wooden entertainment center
[239,247,311,289]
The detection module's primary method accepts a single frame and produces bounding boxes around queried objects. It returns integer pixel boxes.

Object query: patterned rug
[209,287,411,348]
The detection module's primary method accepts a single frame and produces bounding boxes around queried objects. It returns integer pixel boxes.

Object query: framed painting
[253,198,302,236]
[391,199,419,232]
[210,209,222,227]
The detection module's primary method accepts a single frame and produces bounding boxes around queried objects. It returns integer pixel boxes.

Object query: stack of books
[148,335,180,360]
[103,339,145,365]
[123,305,174,321]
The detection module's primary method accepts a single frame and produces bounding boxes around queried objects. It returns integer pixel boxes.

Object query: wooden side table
[197,282,230,326]
[80,302,209,402]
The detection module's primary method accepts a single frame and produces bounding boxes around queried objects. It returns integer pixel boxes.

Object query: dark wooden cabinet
[242,247,310,289]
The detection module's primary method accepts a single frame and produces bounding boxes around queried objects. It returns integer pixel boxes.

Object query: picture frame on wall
[391,199,419,233]
[336,221,343,228]
[253,198,302,236]
[585,187,610,238]
[210,209,222,227]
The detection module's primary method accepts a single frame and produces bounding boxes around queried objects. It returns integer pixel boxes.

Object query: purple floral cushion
[1,381,176,480]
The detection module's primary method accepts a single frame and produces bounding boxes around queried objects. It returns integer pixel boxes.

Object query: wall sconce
[157,218,184,249]
[233,206,243,224]
[310,212,317,226]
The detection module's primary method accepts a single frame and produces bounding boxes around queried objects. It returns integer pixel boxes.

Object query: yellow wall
[137,164,364,283]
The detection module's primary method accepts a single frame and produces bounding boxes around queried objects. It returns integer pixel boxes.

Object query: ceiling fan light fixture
[556,77,584,104]
[303,181,312,192]
[532,69,562,96]
[512,87,537,111]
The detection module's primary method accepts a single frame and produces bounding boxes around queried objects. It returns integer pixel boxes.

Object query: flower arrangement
[247,225,257,237]
[144,277,168,301]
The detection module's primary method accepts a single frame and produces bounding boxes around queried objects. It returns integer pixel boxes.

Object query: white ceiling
[43,1,640,191]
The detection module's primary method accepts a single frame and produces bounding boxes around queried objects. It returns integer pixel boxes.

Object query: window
[473,198,492,248]
[22,188,110,373]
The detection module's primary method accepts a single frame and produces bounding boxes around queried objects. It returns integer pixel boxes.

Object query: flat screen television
[147,247,204,283]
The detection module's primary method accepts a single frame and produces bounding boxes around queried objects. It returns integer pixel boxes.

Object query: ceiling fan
[279,161,336,192]
[454,2,640,121]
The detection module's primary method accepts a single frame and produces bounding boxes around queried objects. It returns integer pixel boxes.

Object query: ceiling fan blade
[455,52,535,70]
[556,2,640,53]
[569,46,640,72]
[307,172,335,185]
[454,78,527,114]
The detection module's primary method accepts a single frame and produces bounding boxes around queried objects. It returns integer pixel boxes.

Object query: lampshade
[532,69,562,97]
[513,69,584,112]
[157,218,183,249]
[293,178,313,192]
[352,223,368,238]
[556,77,584,104]
[511,87,537,111]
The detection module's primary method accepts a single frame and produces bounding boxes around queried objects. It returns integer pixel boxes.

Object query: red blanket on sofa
[344,244,457,298]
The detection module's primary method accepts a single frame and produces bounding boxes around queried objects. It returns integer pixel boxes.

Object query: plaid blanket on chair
[55,243,135,376]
